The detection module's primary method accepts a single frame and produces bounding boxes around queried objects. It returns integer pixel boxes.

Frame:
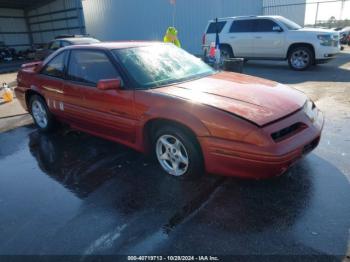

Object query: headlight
[303,99,317,122]
[317,34,333,46]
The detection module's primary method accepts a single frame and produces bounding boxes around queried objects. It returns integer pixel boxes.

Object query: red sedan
[15,42,324,179]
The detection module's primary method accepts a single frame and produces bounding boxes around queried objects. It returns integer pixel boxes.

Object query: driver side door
[64,49,137,144]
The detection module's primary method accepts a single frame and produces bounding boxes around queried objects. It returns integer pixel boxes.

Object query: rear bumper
[199,110,324,179]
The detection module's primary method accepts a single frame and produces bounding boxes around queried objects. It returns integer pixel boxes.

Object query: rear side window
[206,21,227,34]
[49,40,61,51]
[230,20,255,33]
[67,50,119,85]
[61,41,71,47]
[255,19,280,32]
[41,51,66,78]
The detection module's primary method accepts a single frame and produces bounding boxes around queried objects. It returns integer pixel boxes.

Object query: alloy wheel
[156,134,189,176]
[32,100,48,128]
[290,49,310,70]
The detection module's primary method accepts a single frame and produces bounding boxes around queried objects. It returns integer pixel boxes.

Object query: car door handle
[255,36,262,39]
[230,36,236,39]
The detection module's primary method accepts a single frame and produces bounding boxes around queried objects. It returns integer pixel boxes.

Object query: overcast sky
[305,0,350,24]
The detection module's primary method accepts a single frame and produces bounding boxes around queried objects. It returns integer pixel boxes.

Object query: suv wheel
[288,46,314,71]
[30,95,55,132]
[154,125,203,179]
[220,46,233,64]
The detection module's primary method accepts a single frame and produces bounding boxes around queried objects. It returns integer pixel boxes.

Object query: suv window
[61,41,71,47]
[206,21,226,34]
[67,50,119,85]
[49,40,61,51]
[41,51,67,78]
[230,20,254,33]
[255,19,280,32]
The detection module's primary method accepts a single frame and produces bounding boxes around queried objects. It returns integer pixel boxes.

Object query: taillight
[202,34,206,45]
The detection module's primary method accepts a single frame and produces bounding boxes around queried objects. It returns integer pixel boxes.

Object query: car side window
[230,20,254,33]
[49,40,61,51]
[206,21,227,34]
[41,51,67,78]
[67,50,119,86]
[254,19,280,32]
[61,41,71,47]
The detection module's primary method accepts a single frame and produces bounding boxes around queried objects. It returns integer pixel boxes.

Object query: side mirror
[272,26,283,32]
[97,78,122,91]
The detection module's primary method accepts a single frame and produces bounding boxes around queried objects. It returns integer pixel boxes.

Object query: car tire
[220,45,233,63]
[30,95,55,132]
[153,125,203,179]
[288,46,314,71]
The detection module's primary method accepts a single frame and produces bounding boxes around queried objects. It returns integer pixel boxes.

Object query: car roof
[64,41,164,50]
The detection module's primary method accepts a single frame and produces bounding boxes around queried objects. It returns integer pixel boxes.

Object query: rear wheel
[154,125,203,179]
[30,95,55,132]
[220,45,233,64]
[288,46,314,71]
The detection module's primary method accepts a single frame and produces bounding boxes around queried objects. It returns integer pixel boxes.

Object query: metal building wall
[0,8,30,50]
[82,0,263,54]
[263,0,307,26]
[28,0,85,45]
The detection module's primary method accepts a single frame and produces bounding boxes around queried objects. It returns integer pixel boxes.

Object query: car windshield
[278,17,302,30]
[113,44,216,88]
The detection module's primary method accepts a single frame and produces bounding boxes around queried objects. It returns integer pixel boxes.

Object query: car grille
[332,40,339,47]
[332,35,339,47]
[271,123,306,142]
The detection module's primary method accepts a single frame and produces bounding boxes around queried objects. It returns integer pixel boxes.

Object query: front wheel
[288,46,314,71]
[30,95,55,132]
[154,126,203,179]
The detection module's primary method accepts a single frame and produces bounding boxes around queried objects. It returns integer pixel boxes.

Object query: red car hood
[153,72,307,126]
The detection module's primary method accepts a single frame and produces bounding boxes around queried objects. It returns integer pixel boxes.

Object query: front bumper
[314,45,340,62]
[199,109,324,179]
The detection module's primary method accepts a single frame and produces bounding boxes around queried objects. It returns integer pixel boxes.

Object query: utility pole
[314,2,319,26]
[340,0,345,20]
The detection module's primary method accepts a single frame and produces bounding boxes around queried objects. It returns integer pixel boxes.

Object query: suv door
[251,18,286,58]
[65,49,137,144]
[227,19,255,57]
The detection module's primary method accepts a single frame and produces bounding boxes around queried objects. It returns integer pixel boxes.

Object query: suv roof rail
[54,34,90,39]
[209,15,282,22]
[209,15,257,21]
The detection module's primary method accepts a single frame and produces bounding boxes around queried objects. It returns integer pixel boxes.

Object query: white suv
[202,16,340,70]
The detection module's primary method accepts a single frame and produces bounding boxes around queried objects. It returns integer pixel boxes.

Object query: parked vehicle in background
[34,35,100,60]
[339,27,350,45]
[15,42,323,179]
[0,42,15,62]
[202,16,340,71]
